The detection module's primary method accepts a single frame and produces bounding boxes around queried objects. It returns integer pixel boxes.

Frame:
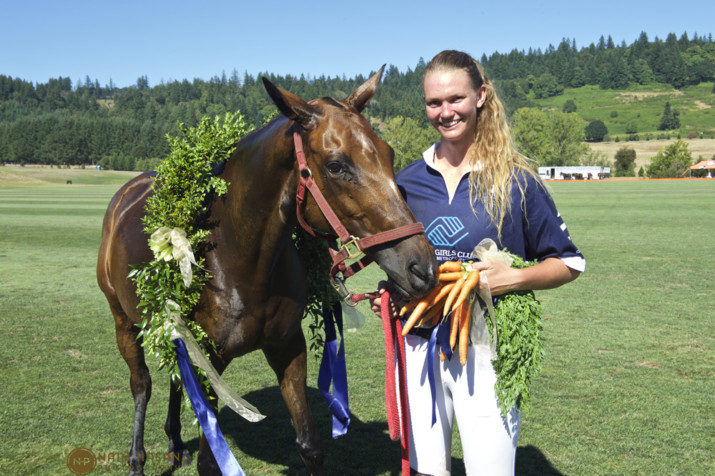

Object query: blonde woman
[371,50,584,475]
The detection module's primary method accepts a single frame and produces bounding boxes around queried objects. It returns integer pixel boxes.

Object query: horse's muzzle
[373,235,438,299]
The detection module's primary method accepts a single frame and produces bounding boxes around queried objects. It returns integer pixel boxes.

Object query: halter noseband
[292,130,425,303]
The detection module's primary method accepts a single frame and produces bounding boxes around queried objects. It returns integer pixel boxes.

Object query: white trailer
[538,166,611,180]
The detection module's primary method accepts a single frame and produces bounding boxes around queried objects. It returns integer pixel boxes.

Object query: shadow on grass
[179,385,465,475]
[516,444,564,475]
[176,386,558,475]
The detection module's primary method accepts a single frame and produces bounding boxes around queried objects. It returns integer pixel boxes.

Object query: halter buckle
[341,235,362,260]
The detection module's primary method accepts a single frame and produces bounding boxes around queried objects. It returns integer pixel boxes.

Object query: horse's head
[262,69,437,298]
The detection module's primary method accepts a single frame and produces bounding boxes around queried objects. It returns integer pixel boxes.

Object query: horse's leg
[164,378,192,469]
[112,306,151,476]
[263,331,325,475]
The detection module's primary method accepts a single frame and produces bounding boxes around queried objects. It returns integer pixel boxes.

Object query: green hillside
[531,82,714,138]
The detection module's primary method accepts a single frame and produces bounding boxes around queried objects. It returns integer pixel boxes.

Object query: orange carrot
[431,282,455,305]
[401,287,441,335]
[403,282,452,319]
[443,274,467,317]
[449,301,465,351]
[418,304,442,328]
[458,301,471,365]
[437,272,463,282]
[449,271,480,315]
[399,297,420,316]
[438,261,463,273]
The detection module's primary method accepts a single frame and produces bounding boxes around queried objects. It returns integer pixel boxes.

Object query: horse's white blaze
[322,128,343,152]
[388,180,399,196]
[357,131,377,157]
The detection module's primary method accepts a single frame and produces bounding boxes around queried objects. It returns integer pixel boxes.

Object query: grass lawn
[0,176,713,475]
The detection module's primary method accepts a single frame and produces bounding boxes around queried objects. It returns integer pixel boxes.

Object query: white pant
[403,334,520,476]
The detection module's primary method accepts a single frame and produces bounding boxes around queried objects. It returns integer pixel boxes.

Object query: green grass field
[0,175,713,475]
[532,82,714,137]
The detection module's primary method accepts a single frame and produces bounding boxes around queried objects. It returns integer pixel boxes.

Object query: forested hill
[0,31,712,169]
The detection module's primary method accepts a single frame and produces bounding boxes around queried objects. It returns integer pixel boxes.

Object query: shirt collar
[422,143,439,171]
[422,142,483,173]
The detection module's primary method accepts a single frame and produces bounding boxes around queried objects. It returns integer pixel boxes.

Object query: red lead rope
[379,288,411,475]
[292,126,417,473]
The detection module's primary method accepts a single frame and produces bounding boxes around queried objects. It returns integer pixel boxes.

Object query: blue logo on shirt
[425,217,468,247]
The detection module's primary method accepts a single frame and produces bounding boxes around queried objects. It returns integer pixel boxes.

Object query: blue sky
[2,0,713,88]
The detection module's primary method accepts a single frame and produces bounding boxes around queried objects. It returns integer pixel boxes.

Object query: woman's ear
[476,84,488,108]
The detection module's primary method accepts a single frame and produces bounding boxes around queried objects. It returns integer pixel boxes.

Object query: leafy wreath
[129,112,336,386]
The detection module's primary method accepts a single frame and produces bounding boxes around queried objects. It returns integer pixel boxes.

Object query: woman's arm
[468,257,580,296]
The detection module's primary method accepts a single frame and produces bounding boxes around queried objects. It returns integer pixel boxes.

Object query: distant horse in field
[97,68,438,475]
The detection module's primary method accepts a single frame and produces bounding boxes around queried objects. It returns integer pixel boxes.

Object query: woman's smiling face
[423,68,486,147]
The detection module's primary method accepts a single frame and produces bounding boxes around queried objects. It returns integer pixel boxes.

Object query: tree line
[0,31,712,170]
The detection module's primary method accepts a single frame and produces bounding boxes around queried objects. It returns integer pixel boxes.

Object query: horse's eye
[325,162,344,175]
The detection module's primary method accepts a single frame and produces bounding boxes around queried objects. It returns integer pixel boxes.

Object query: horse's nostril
[408,260,437,295]
[409,262,428,282]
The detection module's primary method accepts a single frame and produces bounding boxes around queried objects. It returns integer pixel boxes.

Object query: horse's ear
[262,77,316,128]
[346,65,385,112]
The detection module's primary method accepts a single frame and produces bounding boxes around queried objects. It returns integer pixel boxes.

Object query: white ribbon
[149,227,199,287]
[164,301,266,422]
[471,238,514,360]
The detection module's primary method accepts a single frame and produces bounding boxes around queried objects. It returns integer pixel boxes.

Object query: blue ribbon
[437,315,454,362]
[317,303,350,437]
[173,339,244,476]
[425,316,456,426]
[425,325,439,426]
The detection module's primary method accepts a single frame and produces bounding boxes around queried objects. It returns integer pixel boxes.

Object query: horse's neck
[209,119,298,289]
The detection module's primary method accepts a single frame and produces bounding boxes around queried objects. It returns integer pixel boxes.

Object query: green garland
[129,112,248,383]
[487,253,544,417]
[293,230,340,358]
[129,111,335,387]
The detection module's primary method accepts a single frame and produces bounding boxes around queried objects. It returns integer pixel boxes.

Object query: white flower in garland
[149,226,198,287]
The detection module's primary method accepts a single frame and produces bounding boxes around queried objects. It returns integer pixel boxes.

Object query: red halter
[292,130,424,300]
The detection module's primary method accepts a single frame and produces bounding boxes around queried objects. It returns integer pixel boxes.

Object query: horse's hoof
[128,470,145,476]
[197,456,221,476]
[168,448,192,469]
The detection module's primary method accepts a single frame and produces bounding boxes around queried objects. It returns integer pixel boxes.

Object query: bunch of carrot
[399,261,480,365]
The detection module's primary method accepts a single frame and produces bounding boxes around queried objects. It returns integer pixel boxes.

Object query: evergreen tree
[631,59,655,84]
[570,66,586,87]
[532,73,563,98]
[658,102,681,130]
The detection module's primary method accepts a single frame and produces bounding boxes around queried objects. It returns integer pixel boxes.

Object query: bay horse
[96,68,438,475]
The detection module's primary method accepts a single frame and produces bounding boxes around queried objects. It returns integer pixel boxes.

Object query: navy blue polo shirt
[396,145,585,269]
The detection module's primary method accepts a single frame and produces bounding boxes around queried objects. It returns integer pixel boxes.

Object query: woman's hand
[467,257,580,296]
[369,284,401,319]
[467,260,520,296]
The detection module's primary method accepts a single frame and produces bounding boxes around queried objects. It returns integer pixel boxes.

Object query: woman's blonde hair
[425,50,541,240]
